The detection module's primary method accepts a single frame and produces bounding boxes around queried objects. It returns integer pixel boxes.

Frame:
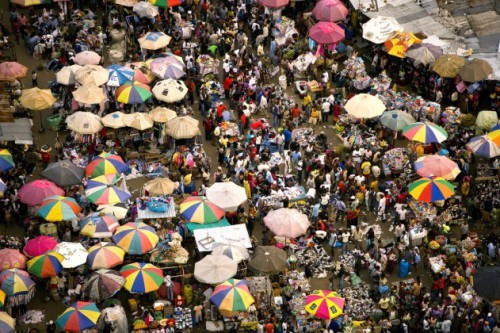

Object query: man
[296,157,303,185]
[321,99,331,123]
[353,225,364,250]
[291,103,301,128]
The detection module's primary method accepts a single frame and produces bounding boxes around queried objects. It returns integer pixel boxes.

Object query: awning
[186,218,231,233]
[0,118,33,144]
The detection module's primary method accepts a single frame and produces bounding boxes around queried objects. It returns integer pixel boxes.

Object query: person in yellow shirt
[415,144,425,158]
[303,93,312,118]
[370,179,379,192]
[309,107,320,125]
[361,160,372,176]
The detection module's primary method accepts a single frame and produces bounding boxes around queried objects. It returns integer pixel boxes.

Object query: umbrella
[458,58,493,82]
[408,176,455,202]
[27,251,64,277]
[56,64,82,85]
[0,311,15,333]
[488,128,500,146]
[38,195,81,221]
[248,246,287,274]
[0,249,27,270]
[80,213,120,238]
[402,121,448,143]
[384,31,422,58]
[11,0,50,6]
[96,203,129,220]
[0,179,5,196]
[194,255,237,285]
[0,290,4,307]
[0,149,15,173]
[152,79,188,102]
[165,115,200,139]
[344,93,386,118]
[312,0,348,22]
[112,222,159,255]
[149,107,177,123]
[18,180,64,206]
[466,136,500,158]
[257,0,289,8]
[74,51,101,66]
[0,62,28,81]
[180,196,225,224]
[414,155,461,180]
[116,81,152,104]
[206,182,247,212]
[72,85,106,104]
[476,110,498,131]
[432,55,465,78]
[406,45,437,66]
[472,266,500,302]
[42,160,85,186]
[379,110,416,131]
[210,279,255,316]
[150,57,186,79]
[65,111,103,134]
[101,111,127,129]
[123,112,154,130]
[133,1,159,18]
[143,177,177,195]
[263,208,311,238]
[75,65,109,86]
[85,175,131,205]
[309,22,345,45]
[125,61,156,84]
[120,262,164,293]
[56,301,101,333]
[115,0,137,6]
[362,16,403,44]
[82,269,125,301]
[149,0,181,8]
[54,242,88,269]
[212,243,250,263]
[86,152,127,178]
[23,236,58,257]
[107,64,135,87]
[87,243,125,270]
[0,269,35,298]
[19,87,56,110]
[138,31,172,50]
[305,290,345,319]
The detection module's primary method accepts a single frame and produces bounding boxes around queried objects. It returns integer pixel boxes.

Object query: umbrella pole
[39,110,45,133]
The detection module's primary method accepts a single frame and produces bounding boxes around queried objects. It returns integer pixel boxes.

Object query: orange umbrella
[384,32,422,58]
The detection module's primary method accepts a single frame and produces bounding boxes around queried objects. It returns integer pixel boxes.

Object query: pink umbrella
[264,208,311,239]
[257,0,289,8]
[23,236,58,257]
[0,249,27,270]
[74,51,101,66]
[0,62,28,81]
[309,21,345,45]
[18,180,64,206]
[312,0,349,22]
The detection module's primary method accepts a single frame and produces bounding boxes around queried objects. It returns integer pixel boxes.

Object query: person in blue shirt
[312,202,321,224]
[283,128,292,150]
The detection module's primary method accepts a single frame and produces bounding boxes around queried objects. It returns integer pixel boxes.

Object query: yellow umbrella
[73,85,106,105]
[149,107,177,123]
[19,88,57,132]
[384,31,421,58]
[432,55,465,78]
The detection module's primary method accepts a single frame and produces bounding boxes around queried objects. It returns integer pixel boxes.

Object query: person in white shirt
[321,100,331,123]
[341,230,351,253]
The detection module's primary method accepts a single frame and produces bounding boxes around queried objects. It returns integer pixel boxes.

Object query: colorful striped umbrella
[409,176,455,202]
[414,155,461,180]
[107,64,135,87]
[80,213,120,238]
[96,203,129,220]
[210,279,255,316]
[466,135,500,158]
[125,61,156,84]
[85,175,131,205]
[0,149,15,173]
[112,222,159,255]
[0,249,27,270]
[0,290,6,308]
[23,236,58,257]
[180,196,225,224]
[150,57,185,79]
[0,311,15,333]
[38,196,81,221]
[116,81,152,104]
[149,0,181,8]
[82,269,125,301]
[120,262,164,294]
[402,121,448,143]
[85,152,127,178]
[27,251,64,277]
[488,128,500,146]
[87,243,125,270]
[18,180,65,206]
[0,269,35,298]
[56,301,101,333]
[305,290,345,319]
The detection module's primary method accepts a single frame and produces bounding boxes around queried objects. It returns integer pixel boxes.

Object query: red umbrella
[309,22,345,44]
[23,236,58,257]
[312,0,349,22]
[257,0,289,8]
[18,180,65,206]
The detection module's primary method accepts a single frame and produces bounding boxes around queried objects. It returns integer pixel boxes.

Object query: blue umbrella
[107,65,134,87]
[466,135,500,158]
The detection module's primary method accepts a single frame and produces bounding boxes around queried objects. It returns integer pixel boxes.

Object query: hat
[350,196,355,200]
[41,145,52,153]
[159,319,168,326]
[488,313,492,317]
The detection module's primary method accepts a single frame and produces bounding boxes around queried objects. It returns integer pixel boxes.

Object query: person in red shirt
[186,79,196,105]
[239,113,247,133]
[216,103,226,120]
[291,103,301,128]
[223,77,234,99]
[265,321,274,333]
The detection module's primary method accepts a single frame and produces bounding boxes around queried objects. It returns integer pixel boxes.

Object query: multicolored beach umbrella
[27,251,64,278]
[0,311,15,333]
[38,196,81,221]
[148,0,181,8]
[56,301,101,333]
[112,222,159,255]
[0,290,6,308]
[85,152,127,178]
[85,175,131,205]
[179,196,225,224]
[408,176,455,202]
[107,64,135,87]
[82,269,125,301]
[120,262,164,294]
[488,127,500,146]
[116,81,152,104]
[466,135,500,158]
[305,290,345,319]
[0,149,15,173]
[414,155,461,180]
[402,121,448,143]
[79,213,120,238]
[210,279,255,316]
[87,243,125,270]
[0,269,35,297]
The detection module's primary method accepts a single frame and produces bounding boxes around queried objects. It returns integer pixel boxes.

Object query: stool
[128,298,138,312]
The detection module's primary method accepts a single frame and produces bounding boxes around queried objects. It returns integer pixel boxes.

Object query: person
[321,99,330,123]
[31,70,38,87]
[291,103,301,128]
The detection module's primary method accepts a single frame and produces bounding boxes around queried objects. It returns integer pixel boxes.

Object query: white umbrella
[101,111,127,129]
[54,242,88,269]
[476,110,498,131]
[74,51,101,65]
[115,0,137,6]
[75,65,109,86]
[194,254,237,285]
[56,64,82,85]
[123,112,154,130]
[149,107,177,123]
[206,182,247,212]
[362,16,403,44]
[66,111,103,134]
[212,243,250,263]
[72,85,106,105]
[133,2,159,18]
[138,32,172,50]
[406,47,436,67]
[345,93,386,118]
[263,208,311,239]
[96,203,129,220]
[152,79,187,103]
[164,115,200,139]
